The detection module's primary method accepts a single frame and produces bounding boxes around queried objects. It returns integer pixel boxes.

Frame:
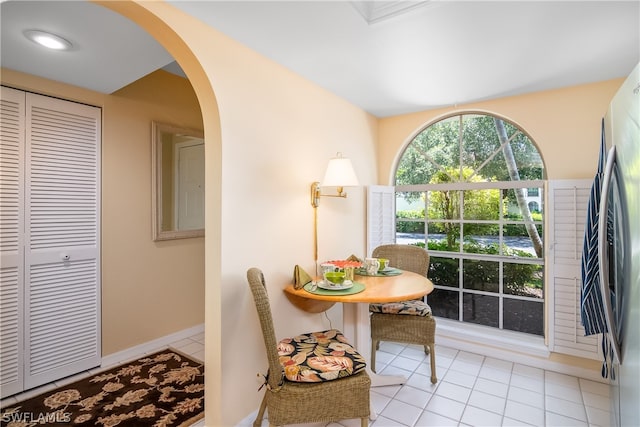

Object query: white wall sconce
[310,152,359,208]
[311,152,359,264]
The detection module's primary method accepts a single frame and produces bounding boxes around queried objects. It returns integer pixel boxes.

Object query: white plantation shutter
[547,180,600,359]
[367,185,395,256]
[24,93,101,388]
[0,86,26,397]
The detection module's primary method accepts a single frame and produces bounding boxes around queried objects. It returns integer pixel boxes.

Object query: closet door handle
[60,253,70,261]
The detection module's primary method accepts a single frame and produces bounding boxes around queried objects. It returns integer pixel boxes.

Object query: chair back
[372,244,429,276]
[247,267,285,391]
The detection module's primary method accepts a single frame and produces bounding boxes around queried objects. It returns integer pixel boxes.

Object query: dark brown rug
[1,349,204,427]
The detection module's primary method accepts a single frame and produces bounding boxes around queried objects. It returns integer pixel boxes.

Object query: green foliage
[396,208,542,237]
[396,118,460,187]
[411,241,539,295]
[505,211,543,221]
[395,114,543,189]
[426,167,501,248]
[503,211,543,236]
[503,223,543,237]
[396,209,425,233]
[427,255,459,287]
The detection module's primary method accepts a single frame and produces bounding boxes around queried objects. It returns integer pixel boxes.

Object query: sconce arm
[310,182,347,208]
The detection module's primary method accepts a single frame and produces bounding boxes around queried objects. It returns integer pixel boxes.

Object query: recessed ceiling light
[23,30,73,51]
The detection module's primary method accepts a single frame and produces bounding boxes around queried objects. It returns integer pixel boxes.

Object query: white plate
[318,280,354,291]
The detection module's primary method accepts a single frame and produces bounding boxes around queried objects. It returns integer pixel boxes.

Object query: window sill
[435,318,550,359]
[434,318,608,381]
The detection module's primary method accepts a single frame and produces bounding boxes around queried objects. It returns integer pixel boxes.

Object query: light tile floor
[354,341,609,427]
[254,341,611,427]
[3,335,611,427]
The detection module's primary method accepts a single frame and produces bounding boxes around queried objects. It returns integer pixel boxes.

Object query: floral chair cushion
[369,299,432,317]
[277,329,367,382]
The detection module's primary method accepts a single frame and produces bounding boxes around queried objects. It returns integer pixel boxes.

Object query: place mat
[303,281,365,296]
[355,267,403,277]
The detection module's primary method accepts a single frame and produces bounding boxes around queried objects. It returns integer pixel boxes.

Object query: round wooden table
[283,270,433,312]
[283,270,434,391]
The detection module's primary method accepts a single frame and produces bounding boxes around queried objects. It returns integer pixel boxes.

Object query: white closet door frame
[0,86,26,398]
[24,92,101,389]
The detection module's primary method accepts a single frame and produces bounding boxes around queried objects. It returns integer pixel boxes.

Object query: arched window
[395,113,545,336]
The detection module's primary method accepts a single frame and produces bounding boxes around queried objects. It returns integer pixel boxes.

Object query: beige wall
[158,12,378,426]
[0,69,206,355]
[102,70,205,353]
[378,79,624,184]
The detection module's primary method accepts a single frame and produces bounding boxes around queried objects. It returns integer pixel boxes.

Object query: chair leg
[371,339,378,373]
[428,344,437,384]
[253,393,268,427]
[361,416,369,426]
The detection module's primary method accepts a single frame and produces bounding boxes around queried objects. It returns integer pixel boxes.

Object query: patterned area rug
[1,349,204,427]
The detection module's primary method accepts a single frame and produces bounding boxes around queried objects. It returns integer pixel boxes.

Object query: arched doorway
[95,2,223,424]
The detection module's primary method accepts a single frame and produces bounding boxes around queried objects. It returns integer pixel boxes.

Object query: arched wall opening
[95,1,222,424]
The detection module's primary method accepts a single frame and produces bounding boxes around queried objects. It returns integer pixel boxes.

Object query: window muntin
[395,113,545,336]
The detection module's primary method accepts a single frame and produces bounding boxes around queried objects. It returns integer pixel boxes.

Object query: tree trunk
[494,118,544,258]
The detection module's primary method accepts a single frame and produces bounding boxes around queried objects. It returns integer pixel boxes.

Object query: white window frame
[396,180,545,333]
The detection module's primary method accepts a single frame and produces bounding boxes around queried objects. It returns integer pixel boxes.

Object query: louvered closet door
[24,93,101,389]
[0,86,26,397]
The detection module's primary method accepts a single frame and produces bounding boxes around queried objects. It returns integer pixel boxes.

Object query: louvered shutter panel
[367,185,395,256]
[547,180,600,359]
[24,93,101,388]
[0,86,26,397]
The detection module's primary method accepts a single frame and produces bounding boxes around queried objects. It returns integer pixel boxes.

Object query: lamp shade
[321,154,359,187]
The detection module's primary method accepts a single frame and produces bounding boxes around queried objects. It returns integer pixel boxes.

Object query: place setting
[291,256,405,297]
[306,260,366,295]
[293,260,367,295]
[355,257,403,277]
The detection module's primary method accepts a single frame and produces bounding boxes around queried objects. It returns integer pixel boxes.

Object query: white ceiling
[0,1,176,94]
[1,1,638,117]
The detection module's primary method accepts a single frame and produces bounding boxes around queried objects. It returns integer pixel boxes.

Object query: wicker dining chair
[369,244,437,384]
[246,268,371,427]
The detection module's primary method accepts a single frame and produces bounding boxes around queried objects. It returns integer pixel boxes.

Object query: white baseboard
[100,323,204,368]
